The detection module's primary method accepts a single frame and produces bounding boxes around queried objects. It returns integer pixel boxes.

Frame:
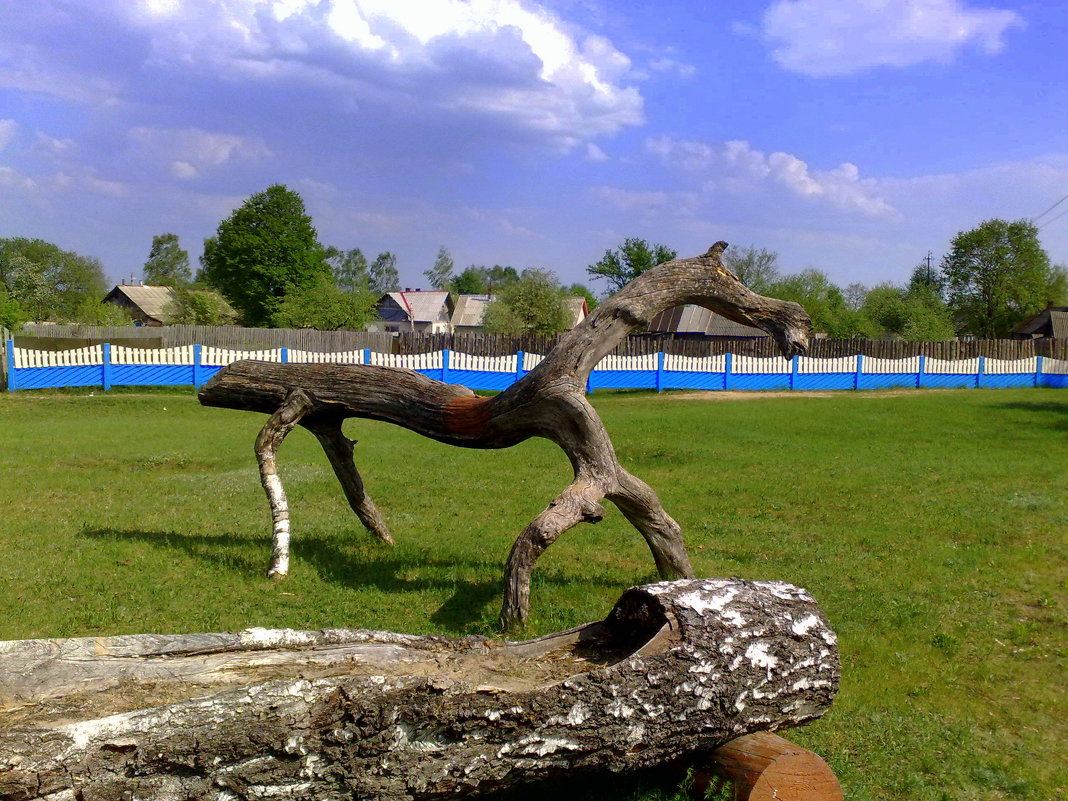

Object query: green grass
[0,387,1065,800]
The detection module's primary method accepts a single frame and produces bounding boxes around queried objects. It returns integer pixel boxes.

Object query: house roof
[451,294,589,329]
[647,305,768,337]
[380,291,452,324]
[1011,306,1068,337]
[104,285,177,322]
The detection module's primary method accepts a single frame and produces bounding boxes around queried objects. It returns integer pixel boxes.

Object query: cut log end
[695,731,844,801]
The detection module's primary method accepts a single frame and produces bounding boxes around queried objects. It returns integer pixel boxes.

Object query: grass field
[0,386,1065,800]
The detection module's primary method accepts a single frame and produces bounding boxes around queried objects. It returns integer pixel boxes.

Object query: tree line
[2,182,1065,339]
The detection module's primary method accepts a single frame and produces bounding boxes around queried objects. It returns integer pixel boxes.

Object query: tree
[369,252,400,295]
[450,266,490,295]
[723,245,780,293]
[843,282,868,311]
[143,233,191,287]
[566,282,599,312]
[270,276,378,330]
[482,269,570,335]
[0,237,108,321]
[3,255,51,321]
[0,286,27,331]
[766,269,875,338]
[327,247,370,294]
[199,185,330,326]
[165,288,239,326]
[587,238,676,293]
[424,246,454,290]
[941,218,1056,338]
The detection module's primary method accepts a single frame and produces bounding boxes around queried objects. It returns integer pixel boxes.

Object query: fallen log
[697,731,844,801]
[0,578,839,801]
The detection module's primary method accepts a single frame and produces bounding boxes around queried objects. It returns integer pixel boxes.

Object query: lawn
[0,386,1064,800]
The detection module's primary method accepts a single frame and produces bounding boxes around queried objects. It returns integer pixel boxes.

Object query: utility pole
[924,251,933,285]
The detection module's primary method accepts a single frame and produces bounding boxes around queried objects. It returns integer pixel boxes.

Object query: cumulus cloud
[109,0,643,146]
[646,135,898,218]
[762,0,1023,76]
[0,119,17,150]
[585,143,610,163]
[127,127,271,178]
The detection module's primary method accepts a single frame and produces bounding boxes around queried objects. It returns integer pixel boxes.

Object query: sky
[2,0,1067,294]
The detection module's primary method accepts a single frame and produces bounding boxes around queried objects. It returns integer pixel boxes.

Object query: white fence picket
[593,354,658,372]
[926,357,979,374]
[450,352,517,372]
[14,345,102,369]
[371,351,443,370]
[201,347,282,366]
[524,353,545,370]
[288,349,366,364]
[732,355,792,374]
[664,354,727,373]
[799,355,856,374]
[112,345,194,365]
[862,356,921,374]
[1042,358,1068,374]
[983,357,1037,375]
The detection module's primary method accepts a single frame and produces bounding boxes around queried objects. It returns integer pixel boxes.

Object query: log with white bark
[0,578,838,801]
[197,244,812,629]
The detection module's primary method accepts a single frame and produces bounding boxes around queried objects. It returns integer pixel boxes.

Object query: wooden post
[692,732,844,801]
[977,355,985,388]
[724,351,733,391]
[6,338,16,392]
[1035,355,1044,387]
[657,350,665,393]
[192,343,203,388]
[442,347,450,384]
[917,354,926,388]
[516,349,525,385]
[854,353,863,391]
[790,353,799,390]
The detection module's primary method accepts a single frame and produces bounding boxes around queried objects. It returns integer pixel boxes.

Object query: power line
[1033,192,1068,224]
[1037,204,1068,230]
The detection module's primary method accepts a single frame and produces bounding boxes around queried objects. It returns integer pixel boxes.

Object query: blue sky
[1,0,1066,293]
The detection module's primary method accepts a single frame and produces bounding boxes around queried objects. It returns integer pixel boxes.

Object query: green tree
[424,246,454,290]
[941,218,1057,338]
[0,237,108,321]
[587,238,676,293]
[0,286,27,331]
[369,252,400,295]
[723,245,780,293]
[199,185,330,326]
[768,269,877,338]
[326,247,370,293]
[67,296,134,326]
[270,276,378,330]
[566,282,599,312]
[482,269,569,335]
[4,255,51,321]
[450,266,490,295]
[165,288,239,325]
[143,233,191,287]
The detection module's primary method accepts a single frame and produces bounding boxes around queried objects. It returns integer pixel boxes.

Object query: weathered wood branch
[0,578,839,801]
[197,244,812,628]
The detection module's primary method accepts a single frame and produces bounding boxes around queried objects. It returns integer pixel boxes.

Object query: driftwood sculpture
[0,578,840,800]
[198,243,811,628]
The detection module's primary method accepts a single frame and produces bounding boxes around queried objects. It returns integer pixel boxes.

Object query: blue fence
[7,340,1068,393]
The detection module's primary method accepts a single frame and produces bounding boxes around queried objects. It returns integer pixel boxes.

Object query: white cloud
[647,57,696,78]
[128,127,271,175]
[0,119,16,150]
[585,143,609,162]
[646,135,898,218]
[762,0,1023,76]
[115,0,643,145]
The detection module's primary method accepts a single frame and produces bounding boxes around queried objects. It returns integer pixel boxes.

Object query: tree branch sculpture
[198,243,812,629]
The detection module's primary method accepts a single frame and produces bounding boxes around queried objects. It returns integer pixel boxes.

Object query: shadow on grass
[992,400,1068,430]
[81,528,619,629]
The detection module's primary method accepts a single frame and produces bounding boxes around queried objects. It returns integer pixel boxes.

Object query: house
[646,305,768,339]
[369,290,454,334]
[101,283,179,326]
[1011,304,1068,340]
[102,283,237,326]
[450,294,589,333]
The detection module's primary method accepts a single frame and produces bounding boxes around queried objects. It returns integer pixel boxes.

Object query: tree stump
[197,244,812,628]
[0,578,839,800]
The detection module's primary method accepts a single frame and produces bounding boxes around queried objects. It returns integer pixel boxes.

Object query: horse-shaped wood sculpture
[198,243,811,628]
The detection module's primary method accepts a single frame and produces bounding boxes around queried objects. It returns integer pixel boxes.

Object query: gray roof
[382,291,452,324]
[103,285,177,323]
[1051,310,1068,338]
[451,294,588,329]
[647,305,768,337]
[1011,306,1068,338]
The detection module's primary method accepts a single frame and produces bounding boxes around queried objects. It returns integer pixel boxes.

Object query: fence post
[6,338,16,392]
[855,354,863,391]
[193,344,203,388]
[724,352,733,391]
[516,350,525,385]
[363,347,372,366]
[1035,355,1044,387]
[917,355,926,389]
[442,348,450,384]
[976,355,985,388]
[280,347,289,364]
[790,354,799,390]
[102,342,112,391]
[656,351,664,393]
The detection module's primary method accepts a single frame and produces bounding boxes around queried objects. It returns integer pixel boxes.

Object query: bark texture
[0,578,838,801]
[197,244,812,628]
